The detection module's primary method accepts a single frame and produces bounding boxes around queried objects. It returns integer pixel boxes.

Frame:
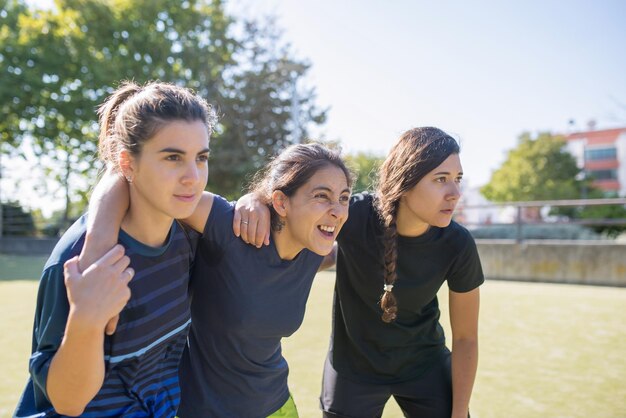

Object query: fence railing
[456,197,626,242]
[1,198,626,242]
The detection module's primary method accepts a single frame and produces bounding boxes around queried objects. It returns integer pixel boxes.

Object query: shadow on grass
[0,254,47,281]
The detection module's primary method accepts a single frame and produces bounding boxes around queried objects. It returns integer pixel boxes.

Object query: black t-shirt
[330,192,484,384]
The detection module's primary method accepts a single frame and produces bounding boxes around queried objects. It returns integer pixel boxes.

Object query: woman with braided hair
[319,127,483,418]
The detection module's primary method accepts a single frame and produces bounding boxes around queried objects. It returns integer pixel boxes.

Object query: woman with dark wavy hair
[319,127,482,418]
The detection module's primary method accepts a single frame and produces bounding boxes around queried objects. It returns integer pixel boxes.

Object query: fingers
[105,315,120,336]
[120,267,135,285]
[92,244,126,270]
[63,256,80,283]
[232,207,242,237]
[111,254,131,276]
[239,217,250,244]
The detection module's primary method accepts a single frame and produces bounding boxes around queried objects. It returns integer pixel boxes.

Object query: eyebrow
[433,171,463,176]
[158,147,210,155]
[311,186,352,194]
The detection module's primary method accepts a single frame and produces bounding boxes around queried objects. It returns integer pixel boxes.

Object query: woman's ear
[118,149,135,183]
[271,190,288,217]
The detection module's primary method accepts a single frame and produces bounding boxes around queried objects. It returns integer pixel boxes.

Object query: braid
[375,127,460,323]
[380,219,399,322]
[377,196,399,323]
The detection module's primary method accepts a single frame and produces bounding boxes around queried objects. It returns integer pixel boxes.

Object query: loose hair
[249,143,353,231]
[97,80,217,169]
[376,127,460,323]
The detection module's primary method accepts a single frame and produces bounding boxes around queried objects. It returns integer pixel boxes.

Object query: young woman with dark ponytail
[239,127,483,418]
[76,142,352,417]
[14,81,215,417]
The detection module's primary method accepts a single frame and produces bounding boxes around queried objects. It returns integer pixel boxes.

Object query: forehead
[427,153,462,174]
[301,164,349,192]
[144,120,209,149]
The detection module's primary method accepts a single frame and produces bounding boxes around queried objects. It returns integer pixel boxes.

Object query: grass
[1,268,625,417]
[0,254,47,281]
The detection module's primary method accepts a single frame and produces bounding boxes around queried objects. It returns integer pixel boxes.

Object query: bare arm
[233,192,271,248]
[78,169,129,271]
[449,287,480,418]
[47,247,133,415]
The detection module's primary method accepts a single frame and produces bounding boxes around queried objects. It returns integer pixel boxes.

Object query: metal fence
[457,197,626,242]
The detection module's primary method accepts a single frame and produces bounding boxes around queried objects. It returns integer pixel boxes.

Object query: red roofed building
[564,127,626,195]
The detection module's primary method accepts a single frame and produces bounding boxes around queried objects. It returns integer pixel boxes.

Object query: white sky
[9,0,626,215]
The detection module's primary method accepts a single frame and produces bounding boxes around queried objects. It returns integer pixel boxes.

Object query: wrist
[67,306,109,335]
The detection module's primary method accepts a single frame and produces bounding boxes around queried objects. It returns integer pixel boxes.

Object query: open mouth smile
[317,224,336,238]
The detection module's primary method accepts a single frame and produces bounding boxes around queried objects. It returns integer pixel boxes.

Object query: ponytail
[97,82,142,166]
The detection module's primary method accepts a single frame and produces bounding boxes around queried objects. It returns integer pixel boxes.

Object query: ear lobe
[271,190,288,217]
[118,149,135,181]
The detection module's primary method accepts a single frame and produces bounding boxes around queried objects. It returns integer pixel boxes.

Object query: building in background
[564,127,626,196]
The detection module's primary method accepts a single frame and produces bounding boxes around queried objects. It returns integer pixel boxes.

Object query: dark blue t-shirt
[14,216,196,417]
[177,195,323,418]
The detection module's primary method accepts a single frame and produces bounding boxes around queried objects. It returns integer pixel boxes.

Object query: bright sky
[227,0,626,188]
[9,0,626,215]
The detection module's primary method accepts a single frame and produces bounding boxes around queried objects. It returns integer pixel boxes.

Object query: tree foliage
[208,18,326,198]
[481,131,586,202]
[1,0,324,213]
[344,152,384,193]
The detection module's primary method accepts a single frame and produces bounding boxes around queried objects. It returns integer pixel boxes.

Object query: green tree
[207,18,326,198]
[481,131,586,202]
[0,0,234,224]
[1,0,326,210]
[344,152,384,193]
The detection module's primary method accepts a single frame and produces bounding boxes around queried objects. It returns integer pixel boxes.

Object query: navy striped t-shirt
[14,215,196,418]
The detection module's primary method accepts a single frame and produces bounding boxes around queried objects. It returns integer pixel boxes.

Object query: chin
[310,243,334,256]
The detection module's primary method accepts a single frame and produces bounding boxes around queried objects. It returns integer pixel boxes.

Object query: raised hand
[64,245,134,333]
[233,193,271,248]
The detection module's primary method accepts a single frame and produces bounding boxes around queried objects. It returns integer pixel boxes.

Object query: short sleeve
[446,230,484,293]
[201,195,237,247]
[29,264,70,402]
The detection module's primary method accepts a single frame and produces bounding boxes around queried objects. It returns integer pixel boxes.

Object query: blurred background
[1,1,625,417]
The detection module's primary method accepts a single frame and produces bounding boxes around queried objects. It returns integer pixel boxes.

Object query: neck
[395,203,430,237]
[272,227,303,261]
[121,195,173,248]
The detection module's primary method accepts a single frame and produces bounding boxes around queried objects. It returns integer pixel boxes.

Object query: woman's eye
[455,177,463,184]
[435,177,446,183]
[315,193,329,200]
[339,195,350,204]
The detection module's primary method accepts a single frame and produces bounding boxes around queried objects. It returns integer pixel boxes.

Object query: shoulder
[43,215,87,271]
[338,192,381,243]
[347,192,378,225]
[442,221,476,247]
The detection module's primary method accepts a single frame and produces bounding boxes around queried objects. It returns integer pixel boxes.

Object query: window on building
[584,148,617,161]
[586,169,618,180]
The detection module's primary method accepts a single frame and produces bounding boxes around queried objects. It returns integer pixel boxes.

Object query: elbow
[452,336,478,351]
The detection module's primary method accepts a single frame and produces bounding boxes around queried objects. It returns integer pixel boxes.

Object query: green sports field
[1,255,625,417]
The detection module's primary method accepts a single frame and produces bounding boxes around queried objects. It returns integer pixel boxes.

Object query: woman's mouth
[317,224,336,238]
[174,194,196,203]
